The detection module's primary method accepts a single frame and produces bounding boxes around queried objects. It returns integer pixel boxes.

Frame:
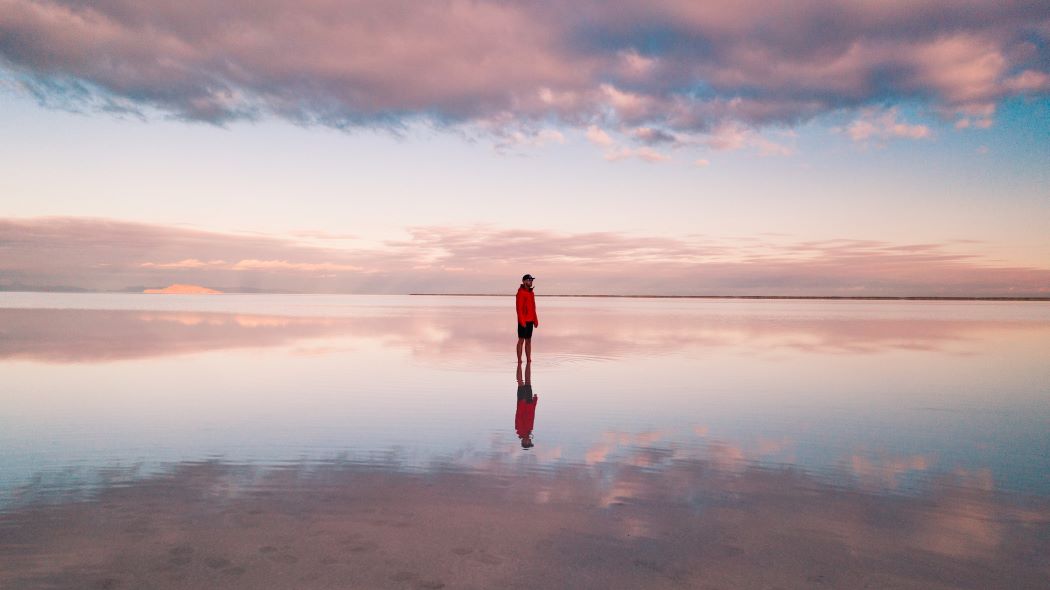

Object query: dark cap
[522,274,536,281]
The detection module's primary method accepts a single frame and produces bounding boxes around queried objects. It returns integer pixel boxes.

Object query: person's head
[521,274,535,288]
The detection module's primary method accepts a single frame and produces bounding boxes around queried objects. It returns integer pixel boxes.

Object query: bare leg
[517,338,524,363]
[524,338,532,362]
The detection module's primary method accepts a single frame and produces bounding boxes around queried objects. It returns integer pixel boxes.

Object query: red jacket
[516,286,538,327]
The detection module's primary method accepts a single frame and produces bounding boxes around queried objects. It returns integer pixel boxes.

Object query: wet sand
[2,457,1048,590]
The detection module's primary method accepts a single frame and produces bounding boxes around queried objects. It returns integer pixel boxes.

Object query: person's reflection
[515,361,537,449]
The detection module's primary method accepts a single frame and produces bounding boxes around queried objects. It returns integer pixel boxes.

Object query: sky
[1,0,1049,296]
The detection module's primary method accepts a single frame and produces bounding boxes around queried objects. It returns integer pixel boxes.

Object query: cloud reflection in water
[2,297,1048,588]
[1,451,1047,590]
[2,301,1043,365]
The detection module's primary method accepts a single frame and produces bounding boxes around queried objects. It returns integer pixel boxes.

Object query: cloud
[586,125,671,162]
[140,258,225,269]
[229,259,365,272]
[844,107,932,143]
[491,127,566,152]
[704,121,794,155]
[2,217,1049,297]
[585,125,615,147]
[603,145,671,162]
[631,126,678,145]
[0,0,1046,138]
[1003,70,1050,93]
[286,230,359,242]
[0,216,404,293]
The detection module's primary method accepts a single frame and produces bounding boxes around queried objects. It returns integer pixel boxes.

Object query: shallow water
[1,293,1049,588]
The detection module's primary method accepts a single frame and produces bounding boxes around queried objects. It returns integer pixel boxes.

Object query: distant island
[143,284,223,295]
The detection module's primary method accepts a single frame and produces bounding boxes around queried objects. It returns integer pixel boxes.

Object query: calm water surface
[1,293,1048,589]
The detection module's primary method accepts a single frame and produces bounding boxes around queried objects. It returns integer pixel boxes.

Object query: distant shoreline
[1,289,1046,302]
[410,293,1050,301]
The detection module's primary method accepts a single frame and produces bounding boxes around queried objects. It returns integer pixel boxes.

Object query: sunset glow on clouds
[0,1,1048,295]
[2,218,1047,296]
[2,0,1048,139]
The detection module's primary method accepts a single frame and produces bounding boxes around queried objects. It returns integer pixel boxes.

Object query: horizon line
[410,293,1050,301]
[0,288,1047,302]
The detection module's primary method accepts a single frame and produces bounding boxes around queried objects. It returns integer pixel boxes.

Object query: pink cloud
[0,0,1045,137]
[585,125,615,147]
[603,146,671,162]
[845,107,932,143]
[2,217,1048,297]
[701,121,794,155]
[140,258,225,269]
[229,259,366,272]
[1004,70,1050,92]
[585,126,672,162]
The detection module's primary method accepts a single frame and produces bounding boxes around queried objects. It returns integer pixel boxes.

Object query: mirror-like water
[2,294,1048,589]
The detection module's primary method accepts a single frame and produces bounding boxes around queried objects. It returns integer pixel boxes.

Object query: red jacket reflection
[515,394,538,438]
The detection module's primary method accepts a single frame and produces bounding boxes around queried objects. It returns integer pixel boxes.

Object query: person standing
[516,274,538,363]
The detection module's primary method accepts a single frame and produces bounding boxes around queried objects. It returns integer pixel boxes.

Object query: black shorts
[517,321,535,339]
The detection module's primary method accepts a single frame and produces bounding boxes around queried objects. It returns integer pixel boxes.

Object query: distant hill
[143,284,223,295]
